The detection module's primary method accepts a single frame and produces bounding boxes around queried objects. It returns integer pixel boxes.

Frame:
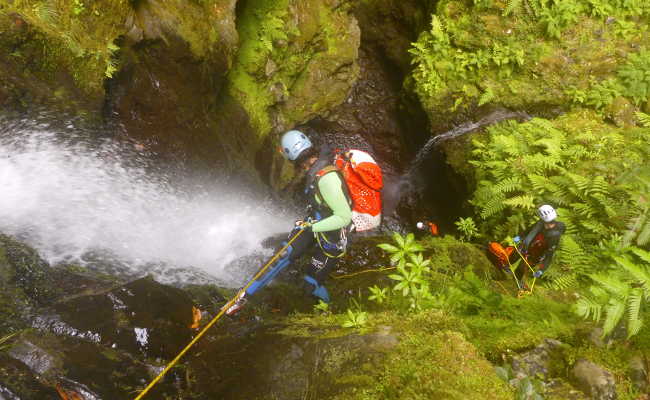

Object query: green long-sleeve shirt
[311,171,352,233]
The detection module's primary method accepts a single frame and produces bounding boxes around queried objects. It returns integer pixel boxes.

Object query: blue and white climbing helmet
[280,130,312,161]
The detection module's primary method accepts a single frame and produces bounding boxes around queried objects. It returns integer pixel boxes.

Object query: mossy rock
[421,235,495,278]
[409,0,650,128]
[226,0,361,186]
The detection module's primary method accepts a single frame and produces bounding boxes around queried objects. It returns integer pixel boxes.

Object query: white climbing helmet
[537,204,557,223]
[280,130,312,161]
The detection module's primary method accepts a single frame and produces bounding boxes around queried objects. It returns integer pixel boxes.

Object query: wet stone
[571,359,618,400]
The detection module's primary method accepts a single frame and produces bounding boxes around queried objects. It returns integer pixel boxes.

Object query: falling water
[382,109,531,218]
[0,113,291,286]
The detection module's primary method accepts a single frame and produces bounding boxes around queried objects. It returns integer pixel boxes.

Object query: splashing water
[382,109,531,219]
[0,115,291,285]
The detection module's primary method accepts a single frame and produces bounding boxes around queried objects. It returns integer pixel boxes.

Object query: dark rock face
[105,36,232,173]
[571,359,618,400]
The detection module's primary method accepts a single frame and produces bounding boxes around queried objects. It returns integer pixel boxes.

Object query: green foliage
[569,49,650,110]
[454,217,479,242]
[368,285,389,305]
[377,232,425,268]
[409,0,650,113]
[469,115,650,286]
[341,307,369,329]
[409,15,526,109]
[636,111,650,127]
[388,253,433,311]
[575,246,650,338]
[313,300,330,314]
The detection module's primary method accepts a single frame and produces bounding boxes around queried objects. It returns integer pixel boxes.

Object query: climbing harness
[315,229,348,259]
[132,228,306,400]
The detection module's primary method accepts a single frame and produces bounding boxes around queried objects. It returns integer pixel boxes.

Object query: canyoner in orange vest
[224,130,383,316]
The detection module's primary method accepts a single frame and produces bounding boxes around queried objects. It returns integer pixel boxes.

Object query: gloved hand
[295,219,312,229]
[517,244,527,256]
[533,269,544,278]
[290,220,312,237]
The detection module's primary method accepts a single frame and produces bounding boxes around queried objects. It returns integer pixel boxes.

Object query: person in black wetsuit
[513,204,565,282]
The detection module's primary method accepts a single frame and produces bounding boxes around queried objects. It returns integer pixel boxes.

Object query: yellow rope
[330,266,396,280]
[133,228,305,400]
[512,244,537,294]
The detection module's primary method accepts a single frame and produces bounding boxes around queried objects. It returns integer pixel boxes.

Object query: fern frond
[627,288,643,338]
[546,273,579,290]
[493,176,522,194]
[580,220,610,235]
[614,255,650,293]
[480,193,507,219]
[630,247,650,265]
[527,174,550,193]
[575,296,602,321]
[572,202,596,218]
[635,111,650,127]
[602,298,626,337]
[589,175,609,195]
[503,194,535,209]
[589,273,630,298]
[637,220,650,246]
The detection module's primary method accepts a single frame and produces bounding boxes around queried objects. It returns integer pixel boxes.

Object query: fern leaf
[478,87,496,106]
[493,177,522,194]
[572,202,596,218]
[602,298,626,337]
[630,247,650,265]
[635,111,650,127]
[546,273,579,290]
[503,195,535,209]
[480,193,507,219]
[589,175,609,195]
[575,297,602,322]
[637,220,650,246]
[627,288,643,338]
[614,255,650,292]
[589,273,630,298]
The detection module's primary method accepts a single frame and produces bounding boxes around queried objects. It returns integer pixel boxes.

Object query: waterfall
[0,113,291,286]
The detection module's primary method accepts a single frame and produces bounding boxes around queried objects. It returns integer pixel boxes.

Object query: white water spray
[0,116,290,285]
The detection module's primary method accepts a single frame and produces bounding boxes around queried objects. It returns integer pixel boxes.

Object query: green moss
[410,0,650,122]
[1,0,231,98]
[226,0,359,148]
[334,330,512,400]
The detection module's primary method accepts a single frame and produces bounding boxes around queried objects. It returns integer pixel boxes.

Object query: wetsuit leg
[303,246,342,303]
[246,230,315,296]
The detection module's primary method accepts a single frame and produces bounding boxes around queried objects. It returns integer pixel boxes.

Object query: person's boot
[303,275,330,303]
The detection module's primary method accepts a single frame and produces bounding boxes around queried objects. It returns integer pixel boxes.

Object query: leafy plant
[313,300,330,314]
[617,48,650,105]
[455,217,480,242]
[575,247,650,338]
[368,285,389,305]
[377,232,424,268]
[341,308,369,329]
